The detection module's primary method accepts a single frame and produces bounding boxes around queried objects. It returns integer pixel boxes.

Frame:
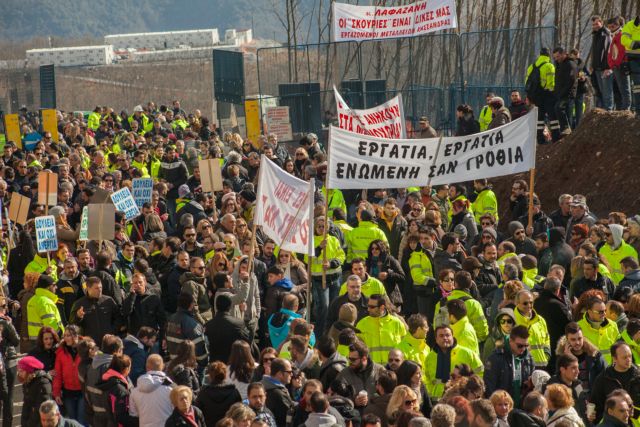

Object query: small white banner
[334,86,406,139]
[132,178,154,208]
[255,156,314,255]
[35,215,58,252]
[110,187,140,221]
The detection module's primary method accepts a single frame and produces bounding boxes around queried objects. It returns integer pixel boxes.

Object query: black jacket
[614,269,640,298]
[592,26,612,70]
[591,365,640,421]
[262,376,294,426]
[509,100,530,120]
[518,211,554,239]
[56,272,86,325]
[164,406,206,427]
[165,266,189,313]
[87,268,124,307]
[318,353,347,391]
[365,253,405,297]
[166,309,208,369]
[167,363,200,394]
[484,345,535,403]
[554,57,578,99]
[571,273,614,301]
[507,409,546,427]
[96,371,137,427]
[122,291,167,337]
[549,227,575,286]
[194,383,242,427]
[204,312,250,364]
[433,249,463,275]
[70,295,120,344]
[456,114,480,136]
[510,195,528,222]
[376,215,407,258]
[22,370,53,427]
[533,289,572,354]
[327,294,368,328]
[159,157,189,198]
[28,347,56,372]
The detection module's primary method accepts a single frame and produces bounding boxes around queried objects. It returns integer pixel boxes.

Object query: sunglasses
[193,266,205,270]
[404,399,417,406]
[499,319,514,325]
[263,357,275,363]
[367,305,380,309]
[388,358,402,362]
[520,301,533,306]
[185,234,196,237]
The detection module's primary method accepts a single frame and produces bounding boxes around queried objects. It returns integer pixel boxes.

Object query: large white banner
[334,87,406,139]
[332,0,457,42]
[327,108,537,189]
[255,156,315,255]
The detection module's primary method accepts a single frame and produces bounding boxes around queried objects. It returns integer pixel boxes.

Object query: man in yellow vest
[478,92,495,131]
[339,258,386,297]
[599,224,639,285]
[514,289,551,368]
[621,16,640,112]
[447,299,479,354]
[397,314,431,375]
[356,294,407,364]
[578,297,620,364]
[409,228,437,318]
[346,209,388,262]
[424,325,483,399]
[525,47,558,143]
[26,275,64,344]
[471,179,499,224]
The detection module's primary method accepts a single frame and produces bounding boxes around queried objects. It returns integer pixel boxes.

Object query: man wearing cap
[129,105,152,135]
[506,221,538,256]
[416,116,437,138]
[487,97,512,129]
[26,275,64,345]
[564,195,597,243]
[518,195,554,238]
[599,224,639,285]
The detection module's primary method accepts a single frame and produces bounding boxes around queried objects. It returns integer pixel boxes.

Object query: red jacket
[608,29,626,68]
[53,344,82,397]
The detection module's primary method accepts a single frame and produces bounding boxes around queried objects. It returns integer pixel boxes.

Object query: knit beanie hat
[338,303,357,325]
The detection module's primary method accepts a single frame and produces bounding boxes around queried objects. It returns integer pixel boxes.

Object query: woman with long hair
[398,219,421,263]
[251,347,277,382]
[455,104,480,136]
[366,240,405,307]
[396,360,432,417]
[276,249,308,288]
[385,385,420,426]
[165,340,200,393]
[28,326,59,373]
[227,340,256,399]
[53,325,84,424]
[143,213,167,241]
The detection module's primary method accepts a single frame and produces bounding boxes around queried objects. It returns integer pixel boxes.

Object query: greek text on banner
[332,0,457,42]
[334,86,406,139]
[255,156,314,256]
[327,108,537,190]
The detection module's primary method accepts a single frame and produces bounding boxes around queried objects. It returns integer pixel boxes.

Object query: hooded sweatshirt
[129,371,174,427]
[482,308,516,361]
[268,308,316,349]
[229,254,260,323]
[600,224,639,284]
[304,412,339,427]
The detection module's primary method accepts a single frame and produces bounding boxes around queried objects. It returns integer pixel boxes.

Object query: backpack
[525,63,545,104]
[433,295,472,328]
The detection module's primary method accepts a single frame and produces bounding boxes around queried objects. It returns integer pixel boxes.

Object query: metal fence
[256,26,556,136]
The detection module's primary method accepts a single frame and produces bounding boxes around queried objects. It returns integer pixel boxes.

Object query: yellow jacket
[425,344,484,398]
[339,274,386,297]
[451,316,479,354]
[471,188,499,223]
[346,221,388,261]
[578,314,620,364]
[356,313,407,364]
[599,241,639,285]
[526,55,556,91]
[305,234,345,276]
[321,187,347,219]
[433,290,488,342]
[26,288,64,340]
[25,255,58,282]
[409,250,434,288]
[397,333,430,375]
[621,19,640,56]
[514,308,551,368]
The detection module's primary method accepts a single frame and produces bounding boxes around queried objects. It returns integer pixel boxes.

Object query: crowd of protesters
[1,14,640,425]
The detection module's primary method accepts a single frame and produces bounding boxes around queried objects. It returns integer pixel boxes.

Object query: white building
[130,46,214,62]
[105,29,220,50]
[26,45,114,67]
[224,29,253,46]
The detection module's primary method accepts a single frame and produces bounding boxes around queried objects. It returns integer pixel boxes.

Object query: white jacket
[546,406,585,427]
[130,371,175,427]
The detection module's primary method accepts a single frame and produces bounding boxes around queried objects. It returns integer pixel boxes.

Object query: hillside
[492,109,640,227]
[0,0,313,41]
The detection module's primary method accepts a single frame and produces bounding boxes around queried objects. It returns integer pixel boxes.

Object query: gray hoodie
[609,224,624,249]
[130,371,174,427]
[230,255,261,325]
[304,412,339,427]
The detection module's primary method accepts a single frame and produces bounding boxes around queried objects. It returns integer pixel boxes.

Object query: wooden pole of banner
[426,135,445,187]
[3,208,11,268]
[527,168,536,232]
[247,223,258,274]
[44,172,51,264]
[321,130,332,290]
[306,178,315,322]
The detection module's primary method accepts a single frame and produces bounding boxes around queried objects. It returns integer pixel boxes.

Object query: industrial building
[105,29,220,50]
[26,45,115,67]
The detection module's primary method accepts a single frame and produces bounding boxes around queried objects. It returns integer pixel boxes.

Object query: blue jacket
[123,335,147,386]
[268,308,315,349]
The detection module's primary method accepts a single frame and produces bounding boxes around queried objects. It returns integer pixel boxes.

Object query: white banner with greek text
[334,87,406,139]
[255,156,314,256]
[327,108,537,189]
[332,0,457,42]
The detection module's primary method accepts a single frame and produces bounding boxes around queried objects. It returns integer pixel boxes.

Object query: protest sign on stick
[87,204,116,242]
[132,178,154,208]
[8,192,31,225]
[38,171,58,208]
[198,159,223,193]
[35,215,58,253]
